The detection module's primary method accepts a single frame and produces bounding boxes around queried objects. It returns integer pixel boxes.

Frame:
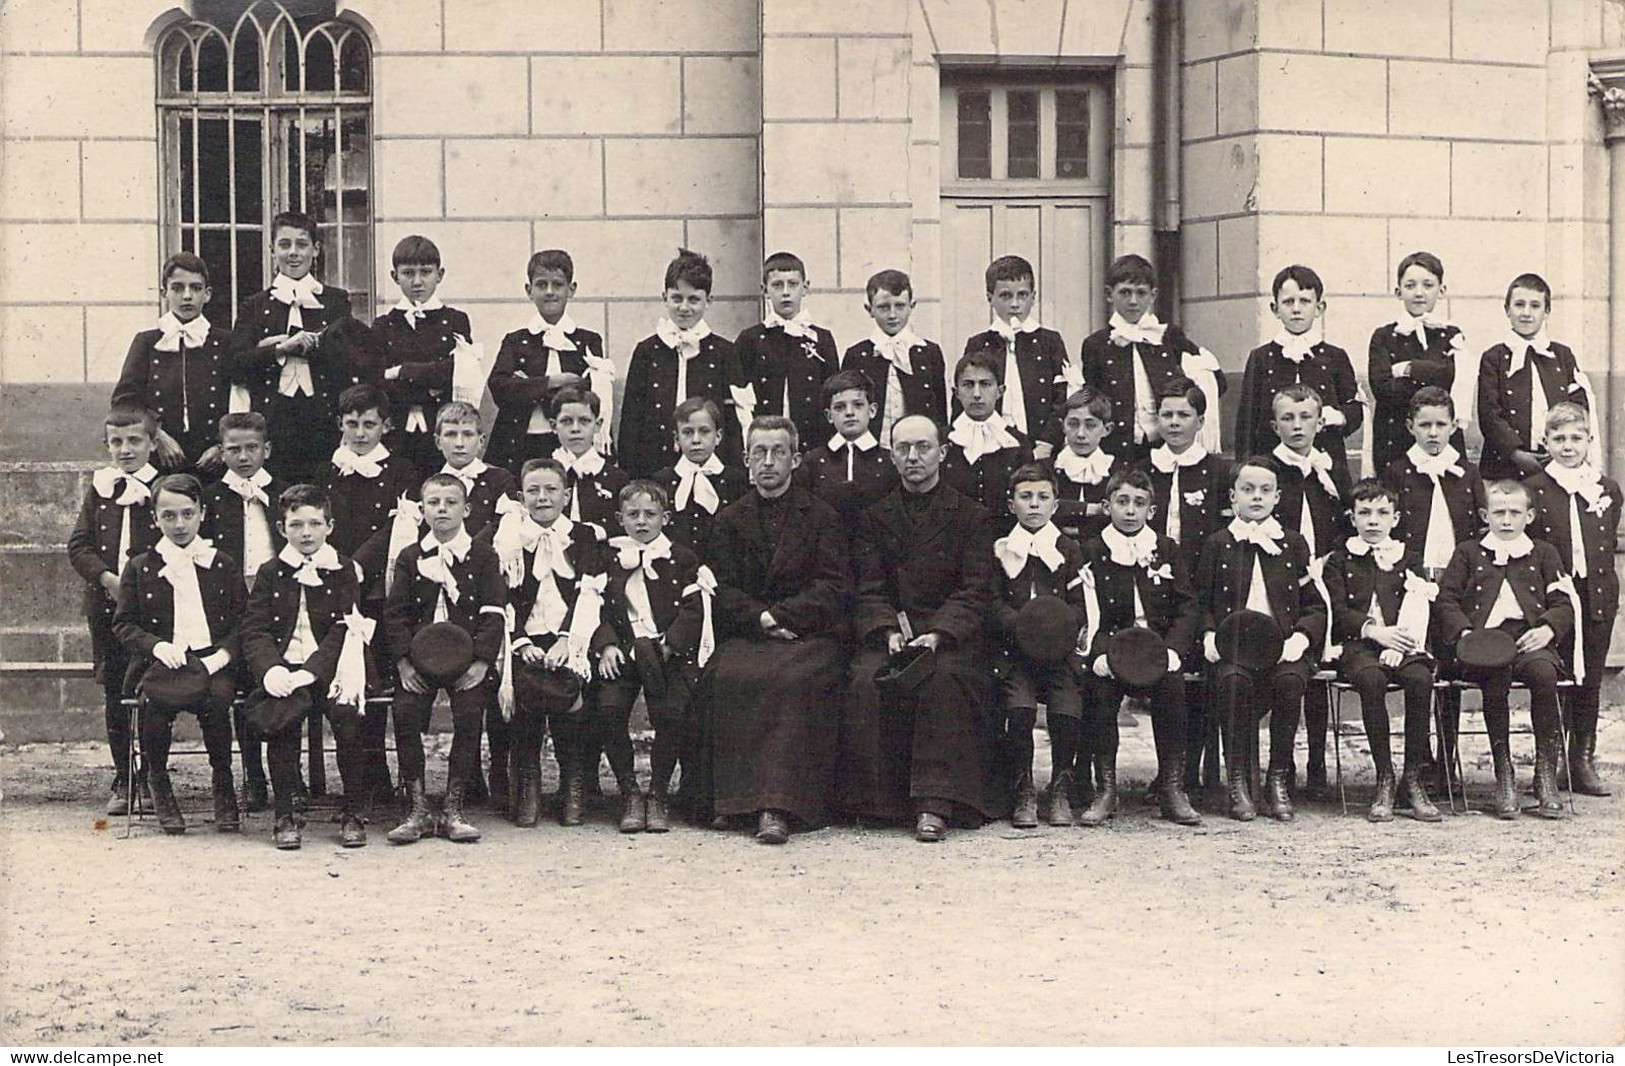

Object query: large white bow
[154,312,211,353]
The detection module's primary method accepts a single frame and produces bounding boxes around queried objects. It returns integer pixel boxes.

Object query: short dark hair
[391,234,441,269]
[746,414,799,452]
[270,210,319,245]
[1408,385,1454,422]
[549,384,601,420]
[1106,253,1156,289]
[218,411,268,439]
[152,472,204,506]
[1232,454,1282,485]
[420,471,467,501]
[528,249,574,284]
[1396,251,1444,285]
[338,383,390,420]
[1348,478,1399,509]
[1505,272,1551,307]
[672,396,723,430]
[763,251,807,283]
[984,255,1034,294]
[1060,386,1112,423]
[1008,462,1055,496]
[1485,479,1531,507]
[665,248,712,294]
[519,457,567,486]
[161,251,210,286]
[276,483,331,522]
[1156,375,1207,417]
[1105,467,1154,498]
[105,404,157,436]
[953,348,1003,386]
[822,368,875,407]
[866,269,912,302]
[620,479,670,510]
[1272,263,1323,301]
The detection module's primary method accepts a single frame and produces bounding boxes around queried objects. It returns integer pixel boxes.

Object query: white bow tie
[1505,331,1553,376]
[157,535,218,575]
[395,295,444,328]
[1545,462,1606,507]
[990,315,1040,343]
[1408,444,1464,480]
[1274,327,1320,363]
[528,516,578,579]
[1393,312,1449,342]
[1108,312,1167,347]
[1480,533,1533,566]
[1150,444,1208,473]
[1054,447,1113,485]
[528,312,579,352]
[611,534,672,580]
[673,455,723,514]
[154,312,211,352]
[1345,536,1404,571]
[332,445,388,479]
[418,531,472,602]
[270,273,324,309]
[1102,525,1159,568]
[224,469,272,506]
[441,459,487,494]
[949,413,1019,465]
[1273,443,1339,497]
[764,310,818,341]
[871,328,920,373]
[656,317,711,359]
[552,447,604,477]
[93,465,156,505]
[279,542,342,586]
[1228,517,1285,555]
[994,522,1066,579]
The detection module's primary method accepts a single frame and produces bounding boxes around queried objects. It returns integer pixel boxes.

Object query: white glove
[1092,655,1112,678]
[1167,649,1182,672]
[153,641,188,669]
[1281,631,1311,663]
[1203,632,1220,664]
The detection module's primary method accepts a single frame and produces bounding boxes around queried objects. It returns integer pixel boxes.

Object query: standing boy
[1367,251,1471,475]
[374,235,474,478]
[550,385,628,534]
[734,251,839,454]
[650,397,749,563]
[941,350,1034,533]
[1050,386,1120,544]
[841,269,947,448]
[961,255,1068,459]
[431,401,519,539]
[801,369,900,533]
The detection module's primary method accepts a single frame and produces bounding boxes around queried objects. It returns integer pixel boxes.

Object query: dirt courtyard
[2,715,1622,1047]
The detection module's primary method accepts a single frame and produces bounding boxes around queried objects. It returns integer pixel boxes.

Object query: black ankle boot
[1532,723,1566,820]
[1568,712,1610,797]
[1367,771,1396,823]
[1159,753,1201,826]
[212,770,240,832]
[1490,740,1518,820]
[1262,769,1294,823]
[150,772,186,834]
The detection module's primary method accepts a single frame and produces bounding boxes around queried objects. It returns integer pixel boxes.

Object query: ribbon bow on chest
[1102,525,1159,569]
[417,530,472,605]
[270,274,324,397]
[995,522,1065,579]
[949,413,1019,465]
[156,536,218,583]
[93,465,156,506]
[1481,532,1533,568]
[656,317,711,360]
[872,328,919,374]
[764,310,819,344]
[674,454,723,514]
[1229,517,1285,556]
[1273,443,1340,498]
[612,534,672,580]
[332,444,387,479]
[154,312,211,353]
[1108,312,1166,348]
[1054,447,1114,486]
[224,469,272,507]
[394,295,443,329]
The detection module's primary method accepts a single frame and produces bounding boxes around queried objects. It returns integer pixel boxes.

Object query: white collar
[527,311,579,351]
[828,431,879,453]
[948,412,1019,462]
[1227,516,1286,554]
[674,453,724,477]
[277,542,342,572]
[1150,443,1208,472]
[610,533,673,576]
[869,325,922,353]
[990,313,1040,340]
[656,317,712,355]
[1505,330,1552,375]
[93,463,158,500]
[442,458,488,484]
[1273,325,1321,362]
[270,272,323,305]
[1108,311,1166,345]
[1393,310,1450,340]
[154,312,212,351]
[1053,447,1114,484]
[1407,443,1464,478]
[332,443,390,478]
[994,521,1065,578]
[420,528,473,561]
[1479,532,1533,563]
[1344,535,1404,571]
[1545,461,1606,505]
[1272,442,1339,496]
[764,309,818,339]
[394,294,444,316]
[224,467,273,489]
[552,447,605,476]
[1101,524,1158,567]
[156,535,217,569]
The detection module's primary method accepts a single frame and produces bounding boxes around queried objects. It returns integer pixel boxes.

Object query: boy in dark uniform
[651,397,749,563]
[112,252,232,472]
[1195,456,1326,823]
[1078,253,1225,462]
[549,385,627,534]
[1381,387,1486,574]
[1477,273,1597,480]
[1050,386,1120,543]
[1079,468,1202,827]
[991,463,1085,829]
[1435,480,1574,819]
[430,402,519,539]
[375,235,474,478]
[941,350,1034,534]
[486,249,613,474]
[1323,479,1441,823]
[225,210,374,484]
[841,269,947,448]
[620,249,743,478]
[733,251,838,454]
[68,406,162,814]
[1524,403,1618,797]
[961,255,1068,459]
[1367,251,1471,475]
[801,369,899,536]
[1235,265,1362,474]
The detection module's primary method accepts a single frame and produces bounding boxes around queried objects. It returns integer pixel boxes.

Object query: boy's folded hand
[1516,625,1554,653]
[153,641,188,669]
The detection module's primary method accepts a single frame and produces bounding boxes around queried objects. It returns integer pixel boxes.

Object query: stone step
[0,462,97,547]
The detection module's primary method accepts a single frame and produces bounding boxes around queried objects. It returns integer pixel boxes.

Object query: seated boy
[1235,265,1362,474]
[733,251,839,454]
[1524,403,1618,797]
[1477,272,1597,480]
[200,411,287,810]
[599,481,708,833]
[496,458,613,828]
[240,484,372,849]
[1050,386,1119,543]
[112,252,233,471]
[375,234,474,477]
[550,385,628,534]
[651,397,749,563]
[1195,456,1325,823]
[991,464,1086,829]
[1079,253,1225,461]
[1435,480,1574,820]
[841,269,947,447]
[802,369,900,529]
[1322,479,1441,823]
[961,255,1068,459]
[1079,468,1202,827]
[487,249,612,474]
[621,249,743,478]
[941,350,1034,534]
[67,406,162,814]
[383,473,506,844]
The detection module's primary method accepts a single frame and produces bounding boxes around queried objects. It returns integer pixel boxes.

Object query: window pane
[232,17,260,92]
[1007,90,1039,178]
[178,116,195,224]
[956,91,991,179]
[197,32,228,91]
[304,32,335,92]
[235,226,264,309]
[198,228,234,325]
[234,115,263,223]
[1056,90,1090,179]
[338,31,368,93]
[197,115,231,223]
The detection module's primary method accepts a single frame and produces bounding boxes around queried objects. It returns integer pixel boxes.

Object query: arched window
[157,1,372,325]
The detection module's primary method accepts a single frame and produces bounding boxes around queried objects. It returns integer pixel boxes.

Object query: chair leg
[1435,692,1460,816]
[122,699,140,839]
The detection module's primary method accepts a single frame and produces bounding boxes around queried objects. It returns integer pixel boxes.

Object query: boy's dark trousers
[266,694,368,820]
[1342,657,1434,793]
[392,678,491,789]
[1560,591,1613,795]
[139,674,238,785]
[358,598,395,805]
[1452,620,1565,815]
[599,665,693,799]
[508,670,586,823]
[1087,672,1188,809]
[88,600,134,782]
[1211,659,1310,812]
[998,660,1080,813]
[228,661,269,801]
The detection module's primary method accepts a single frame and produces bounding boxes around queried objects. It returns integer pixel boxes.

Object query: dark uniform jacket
[1272,451,1352,559]
[619,331,742,478]
[802,438,900,523]
[991,526,1087,654]
[1195,523,1326,649]
[735,322,839,455]
[709,485,852,641]
[1051,451,1120,543]
[1379,451,1485,567]
[372,305,472,463]
[112,323,234,463]
[317,449,421,597]
[486,321,606,469]
[1235,340,1362,471]
[962,326,1070,448]
[1140,448,1231,561]
[1079,322,1222,458]
[1323,540,1427,656]
[558,455,628,534]
[1524,469,1621,623]
[505,521,614,653]
[940,422,1034,534]
[240,549,362,690]
[841,338,949,436]
[384,535,507,668]
[201,473,289,588]
[855,483,993,654]
[67,468,162,615]
[651,461,750,562]
[1435,537,1574,645]
[440,462,519,539]
[602,536,705,659]
[1079,530,1198,663]
[113,544,246,691]
[1475,339,1590,480]
[1366,320,1469,473]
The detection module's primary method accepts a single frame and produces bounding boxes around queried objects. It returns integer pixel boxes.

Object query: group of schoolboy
[75,211,1616,850]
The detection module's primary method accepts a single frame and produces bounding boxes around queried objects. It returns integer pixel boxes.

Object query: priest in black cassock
[701,416,852,844]
[840,414,999,842]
